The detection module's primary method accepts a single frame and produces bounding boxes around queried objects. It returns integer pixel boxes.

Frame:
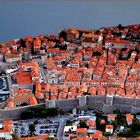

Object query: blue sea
[0,0,140,42]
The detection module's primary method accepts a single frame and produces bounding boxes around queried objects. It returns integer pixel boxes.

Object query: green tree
[95,111,103,118]
[66,120,73,126]
[131,118,140,132]
[40,110,47,118]
[111,120,118,129]
[46,108,59,116]
[29,124,35,135]
[118,128,133,137]
[79,121,88,128]
[96,123,106,132]
[28,110,35,119]
[11,134,18,140]
[116,114,127,126]
[21,110,35,119]
[103,132,112,136]
[21,107,59,119]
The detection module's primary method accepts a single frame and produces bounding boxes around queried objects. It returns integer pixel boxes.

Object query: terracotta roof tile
[106,124,113,129]
[6,100,15,109]
[77,128,87,134]
[29,96,38,105]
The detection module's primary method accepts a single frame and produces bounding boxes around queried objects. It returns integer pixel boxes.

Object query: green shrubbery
[118,118,140,137]
[66,120,73,126]
[79,121,88,128]
[95,111,140,138]
[21,107,59,119]
[103,132,112,136]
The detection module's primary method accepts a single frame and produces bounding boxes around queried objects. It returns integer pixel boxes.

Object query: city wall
[46,95,140,114]
[0,103,45,121]
[1,96,140,120]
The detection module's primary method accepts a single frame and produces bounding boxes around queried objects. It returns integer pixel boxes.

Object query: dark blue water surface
[0,0,140,42]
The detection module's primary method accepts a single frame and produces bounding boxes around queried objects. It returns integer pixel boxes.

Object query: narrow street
[57,115,73,140]
[57,118,66,140]
[40,65,47,83]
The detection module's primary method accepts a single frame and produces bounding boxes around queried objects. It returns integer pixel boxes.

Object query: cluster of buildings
[62,110,140,140]
[0,118,59,140]
[0,120,14,139]
[0,23,139,139]
[0,111,139,140]
[63,113,129,140]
